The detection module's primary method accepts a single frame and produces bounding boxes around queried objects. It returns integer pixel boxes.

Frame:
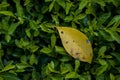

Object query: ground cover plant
[0,0,120,80]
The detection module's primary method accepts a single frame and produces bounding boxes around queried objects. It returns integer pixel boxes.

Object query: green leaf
[56,0,65,9]
[0,61,15,72]
[98,46,107,58]
[20,55,28,63]
[72,22,77,28]
[60,56,71,62]
[1,17,10,31]
[51,76,64,80]
[48,61,54,69]
[65,2,73,15]
[60,63,73,74]
[112,0,120,7]
[55,46,66,55]
[29,54,38,65]
[79,0,89,10]
[112,19,120,29]
[51,14,59,25]
[107,15,120,27]
[29,20,38,31]
[96,74,105,80]
[98,59,107,65]
[73,13,86,21]
[15,38,30,49]
[41,6,48,14]
[51,34,56,48]
[5,34,11,43]
[95,65,108,76]
[108,60,116,67]
[94,60,108,76]
[40,23,55,33]
[111,53,120,63]
[99,30,114,41]
[65,72,80,79]
[78,76,85,80]
[0,77,4,80]
[20,38,30,48]
[25,28,31,38]
[47,61,59,73]
[106,29,120,44]
[64,14,73,22]
[0,11,15,17]
[15,40,22,48]
[16,63,31,69]
[49,0,55,12]
[32,70,40,80]
[15,69,25,72]
[85,5,96,16]
[110,73,115,80]
[24,0,31,6]
[8,22,20,35]
[40,47,52,56]
[1,72,20,80]
[116,75,120,80]
[13,0,24,17]
[97,12,111,25]
[30,45,39,53]
[79,74,91,80]
[34,30,40,37]
[0,2,10,9]
[116,28,120,33]
[74,60,80,72]
[93,0,105,7]
[13,0,24,23]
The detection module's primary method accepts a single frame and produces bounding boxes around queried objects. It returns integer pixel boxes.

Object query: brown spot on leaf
[76,52,80,55]
[61,31,64,34]
[73,40,75,42]
[66,41,68,44]
[82,56,85,59]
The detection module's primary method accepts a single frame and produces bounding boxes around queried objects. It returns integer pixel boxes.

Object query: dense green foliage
[0,0,120,80]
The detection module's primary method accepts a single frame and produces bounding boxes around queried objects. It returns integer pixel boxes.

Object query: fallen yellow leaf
[56,27,93,64]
